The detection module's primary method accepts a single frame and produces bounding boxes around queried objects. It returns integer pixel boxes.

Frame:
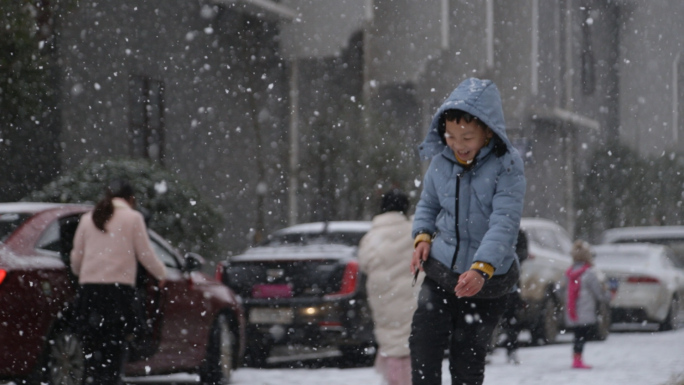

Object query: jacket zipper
[451,172,462,270]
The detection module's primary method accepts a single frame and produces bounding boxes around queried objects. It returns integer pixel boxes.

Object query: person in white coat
[359,189,423,385]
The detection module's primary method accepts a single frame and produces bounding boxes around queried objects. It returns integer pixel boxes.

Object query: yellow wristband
[470,262,495,279]
[414,233,432,249]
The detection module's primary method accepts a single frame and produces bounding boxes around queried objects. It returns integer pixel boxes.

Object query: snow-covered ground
[126,325,684,385]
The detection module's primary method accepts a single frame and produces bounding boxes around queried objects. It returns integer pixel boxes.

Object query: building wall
[57,1,291,254]
[52,0,684,252]
[616,0,684,155]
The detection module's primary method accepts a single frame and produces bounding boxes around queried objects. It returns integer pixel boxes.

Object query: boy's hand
[411,242,430,274]
[455,270,485,297]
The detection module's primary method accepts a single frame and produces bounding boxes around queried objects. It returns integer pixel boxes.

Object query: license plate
[249,307,294,324]
[608,277,620,291]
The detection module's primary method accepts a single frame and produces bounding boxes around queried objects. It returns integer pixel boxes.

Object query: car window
[615,237,684,268]
[661,255,675,269]
[554,228,573,254]
[59,215,81,258]
[35,214,83,260]
[149,237,180,269]
[0,212,32,243]
[36,221,61,254]
[664,249,684,269]
[527,228,557,251]
[594,250,650,268]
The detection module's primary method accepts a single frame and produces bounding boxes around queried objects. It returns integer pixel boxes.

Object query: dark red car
[0,202,245,385]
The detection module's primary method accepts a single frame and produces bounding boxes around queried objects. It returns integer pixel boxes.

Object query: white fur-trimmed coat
[358,212,423,357]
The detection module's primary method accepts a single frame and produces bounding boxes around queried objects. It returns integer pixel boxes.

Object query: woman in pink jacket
[70,180,166,385]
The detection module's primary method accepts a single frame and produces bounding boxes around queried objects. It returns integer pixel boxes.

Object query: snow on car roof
[601,226,684,243]
[0,202,87,214]
[271,221,371,235]
[593,243,667,255]
[231,244,358,262]
[520,217,562,229]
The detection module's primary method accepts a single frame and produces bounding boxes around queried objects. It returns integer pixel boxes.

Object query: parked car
[216,221,374,367]
[593,243,684,330]
[600,226,684,268]
[0,202,245,385]
[517,217,610,344]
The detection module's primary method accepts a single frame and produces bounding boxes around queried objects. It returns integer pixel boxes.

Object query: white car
[600,225,684,268]
[592,243,684,330]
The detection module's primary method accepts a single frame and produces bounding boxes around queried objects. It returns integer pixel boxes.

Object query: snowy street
[118,326,684,385]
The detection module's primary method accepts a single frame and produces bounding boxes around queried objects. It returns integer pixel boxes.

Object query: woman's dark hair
[380,189,409,215]
[437,109,507,157]
[92,179,135,232]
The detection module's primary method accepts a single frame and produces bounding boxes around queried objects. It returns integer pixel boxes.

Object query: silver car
[518,218,573,344]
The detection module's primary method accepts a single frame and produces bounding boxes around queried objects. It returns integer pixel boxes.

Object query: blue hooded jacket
[412,78,526,276]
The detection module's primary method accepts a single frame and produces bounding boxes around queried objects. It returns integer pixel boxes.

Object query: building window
[580,7,596,95]
[128,75,165,163]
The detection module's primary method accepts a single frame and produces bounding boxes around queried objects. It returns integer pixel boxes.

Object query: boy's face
[444,118,493,163]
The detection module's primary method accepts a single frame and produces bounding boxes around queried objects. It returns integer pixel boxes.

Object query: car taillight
[215,264,225,282]
[626,276,659,284]
[0,269,6,286]
[324,261,359,299]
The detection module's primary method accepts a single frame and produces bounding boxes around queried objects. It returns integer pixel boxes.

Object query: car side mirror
[183,252,205,272]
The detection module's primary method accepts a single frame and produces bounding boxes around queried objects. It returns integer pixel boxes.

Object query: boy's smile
[444,118,493,163]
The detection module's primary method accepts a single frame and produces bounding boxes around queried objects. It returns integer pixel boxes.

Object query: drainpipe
[563,0,575,238]
[288,58,299,226]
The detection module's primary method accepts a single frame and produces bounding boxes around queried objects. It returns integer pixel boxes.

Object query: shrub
[25,157,224,261]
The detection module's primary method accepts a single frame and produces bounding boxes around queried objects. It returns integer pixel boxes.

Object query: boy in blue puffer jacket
[409,78,526,385]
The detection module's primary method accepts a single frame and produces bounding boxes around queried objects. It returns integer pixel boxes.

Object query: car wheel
[201,314,235,385]
[42,329,85,385]
[659,296,680,331]
[243,340,270,368]
[531,297,559,345]
[339,344,376,368]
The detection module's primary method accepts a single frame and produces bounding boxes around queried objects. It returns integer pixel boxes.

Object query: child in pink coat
[563,240,611,369]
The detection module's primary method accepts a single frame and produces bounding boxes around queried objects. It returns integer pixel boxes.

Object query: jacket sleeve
[70,217,87,276]
[587,270,612,304]
[357,232,373,274]
[472,156,526,270]
[131,213,167,281]
[412,158,441,238]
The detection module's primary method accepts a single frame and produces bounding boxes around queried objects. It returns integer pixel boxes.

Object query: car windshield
[261,231,366,247]
[594,251,652,268]
[614,238,684,268]
[0,212,32,243]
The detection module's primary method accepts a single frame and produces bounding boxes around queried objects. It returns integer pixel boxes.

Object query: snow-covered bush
[24,157,224,261]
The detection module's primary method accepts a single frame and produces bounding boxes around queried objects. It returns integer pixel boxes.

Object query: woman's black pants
[77,284,137,385]
[572,325,593,354]
[501,291,524,354]
[410,277,506,385]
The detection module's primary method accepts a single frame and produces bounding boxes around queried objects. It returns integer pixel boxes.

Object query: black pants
[572,325,593,354]
[410,277,506,385]
[76,284,137,385]
[500,291,523,354]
